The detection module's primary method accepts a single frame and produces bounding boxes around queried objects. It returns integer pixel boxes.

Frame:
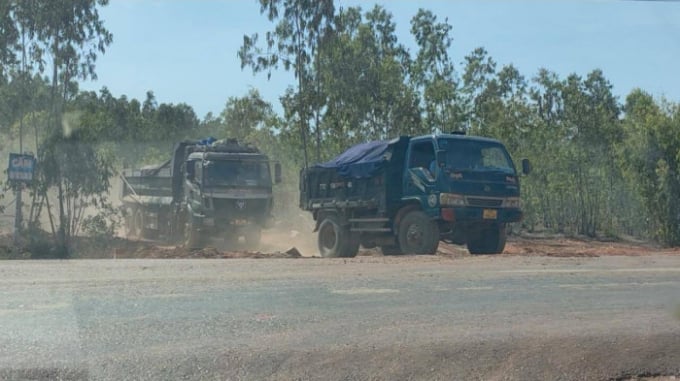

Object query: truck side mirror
[274,162,282,184]
[521,158,532,175]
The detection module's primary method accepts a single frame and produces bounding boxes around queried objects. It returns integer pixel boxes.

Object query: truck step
[350,228,392,232]
[348,218,390,223]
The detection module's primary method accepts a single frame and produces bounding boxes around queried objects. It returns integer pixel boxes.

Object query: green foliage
[81,203,121,243]
[618,90,680,245]
[37,128,116,243]
[0,0,113,255]
[410,9,458,132]
[239,0,335,165]
[316,6,421,148]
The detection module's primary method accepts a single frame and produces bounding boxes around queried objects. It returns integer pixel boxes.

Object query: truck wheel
[244,227,262,248]
[317,215,359,258]
[185,217,203,249]
[467,224,507,255]
[380,245,403,256]
[398,210,440,254]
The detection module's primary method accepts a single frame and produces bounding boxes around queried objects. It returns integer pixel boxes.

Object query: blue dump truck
[299,133,531,257]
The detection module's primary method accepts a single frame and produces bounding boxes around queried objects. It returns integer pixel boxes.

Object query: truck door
[185,159,203,212]
[404,140,437,195]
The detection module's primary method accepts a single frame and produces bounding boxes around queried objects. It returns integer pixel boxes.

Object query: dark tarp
[315,140,390,178]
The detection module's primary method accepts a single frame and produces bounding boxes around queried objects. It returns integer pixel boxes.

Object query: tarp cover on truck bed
[316,140,391,178]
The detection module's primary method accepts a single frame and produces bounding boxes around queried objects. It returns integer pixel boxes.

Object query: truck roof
[410,133,503,145]
[187,151,268,161]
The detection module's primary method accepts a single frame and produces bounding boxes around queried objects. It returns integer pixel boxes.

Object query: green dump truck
[120,138,281,248]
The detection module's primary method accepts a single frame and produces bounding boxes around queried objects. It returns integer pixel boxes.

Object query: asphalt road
[1,255,679,380]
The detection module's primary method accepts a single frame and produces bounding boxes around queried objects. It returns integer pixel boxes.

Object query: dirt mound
[4,231,680,260]
[503,234,680,257]
[119,244,303,259]
[435,234,680,258]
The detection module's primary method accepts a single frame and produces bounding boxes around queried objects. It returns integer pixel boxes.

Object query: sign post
[7,153,36,244]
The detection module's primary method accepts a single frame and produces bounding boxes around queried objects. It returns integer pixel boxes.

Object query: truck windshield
[204,160,271,187]
[437,138,515,173]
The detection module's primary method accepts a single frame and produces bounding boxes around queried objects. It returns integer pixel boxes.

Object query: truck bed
[300,167,385,210]
[120,165,173,206]
[299,137,409,214]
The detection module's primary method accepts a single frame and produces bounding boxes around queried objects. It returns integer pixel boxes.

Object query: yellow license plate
[483,209,497,219]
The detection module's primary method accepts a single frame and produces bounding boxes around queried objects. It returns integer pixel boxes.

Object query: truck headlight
[440,193,466,207]
[502,197,521,208]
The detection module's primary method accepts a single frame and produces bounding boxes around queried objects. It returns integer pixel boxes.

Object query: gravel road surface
[1,255,679,380]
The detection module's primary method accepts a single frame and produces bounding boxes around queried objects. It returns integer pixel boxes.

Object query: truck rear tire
[398,210,440,254]
[317,215,359,258]
[467,224,507,255]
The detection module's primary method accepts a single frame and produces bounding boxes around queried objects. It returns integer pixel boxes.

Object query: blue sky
[80,0,680,118]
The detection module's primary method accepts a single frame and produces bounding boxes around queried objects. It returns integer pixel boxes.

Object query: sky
[80,0,680,119]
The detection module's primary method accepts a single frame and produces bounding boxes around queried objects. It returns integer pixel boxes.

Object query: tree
[1,0,113,253]
[315,5,421,150]
[38,128,115,254]
[220,89,274,140]
[239,0,335,166]
[410,9,459,132]
[619,90,680,245]
[0,1,19,78]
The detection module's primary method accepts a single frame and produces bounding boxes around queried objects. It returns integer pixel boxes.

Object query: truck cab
[120,138,281,249]
[403,134,530,254]
[182,145,281,248]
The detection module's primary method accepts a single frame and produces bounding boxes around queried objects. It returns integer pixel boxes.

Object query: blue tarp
[316,140,390,178]
[199,137,217,145]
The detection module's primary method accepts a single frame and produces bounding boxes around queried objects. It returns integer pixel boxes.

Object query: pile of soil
[502,234,680,257]
[3,231,680,260]
[122,244,303,259]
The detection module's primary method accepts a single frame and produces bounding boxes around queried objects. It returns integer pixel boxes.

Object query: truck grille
[212,198,268,220]
[466,197,503,207]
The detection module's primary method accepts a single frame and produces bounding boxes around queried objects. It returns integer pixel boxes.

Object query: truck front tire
[398,211,440,254]
[467,223,507,255]
[317,215,359,258]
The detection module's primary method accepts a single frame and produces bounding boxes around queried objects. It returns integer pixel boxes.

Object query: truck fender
[313,210,348,232]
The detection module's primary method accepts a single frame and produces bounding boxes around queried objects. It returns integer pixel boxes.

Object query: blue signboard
[8,153,36,182]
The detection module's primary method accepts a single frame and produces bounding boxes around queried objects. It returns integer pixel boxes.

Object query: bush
[81,204,122,246]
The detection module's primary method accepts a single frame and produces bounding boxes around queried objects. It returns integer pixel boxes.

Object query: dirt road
[1,254,679,380]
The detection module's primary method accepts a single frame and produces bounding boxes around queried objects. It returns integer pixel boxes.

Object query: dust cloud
[260,210,318,257]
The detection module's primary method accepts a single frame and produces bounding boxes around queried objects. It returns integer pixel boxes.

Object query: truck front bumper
[441,207,523,224]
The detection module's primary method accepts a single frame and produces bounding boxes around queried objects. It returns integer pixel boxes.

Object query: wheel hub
[407,223,423,246]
